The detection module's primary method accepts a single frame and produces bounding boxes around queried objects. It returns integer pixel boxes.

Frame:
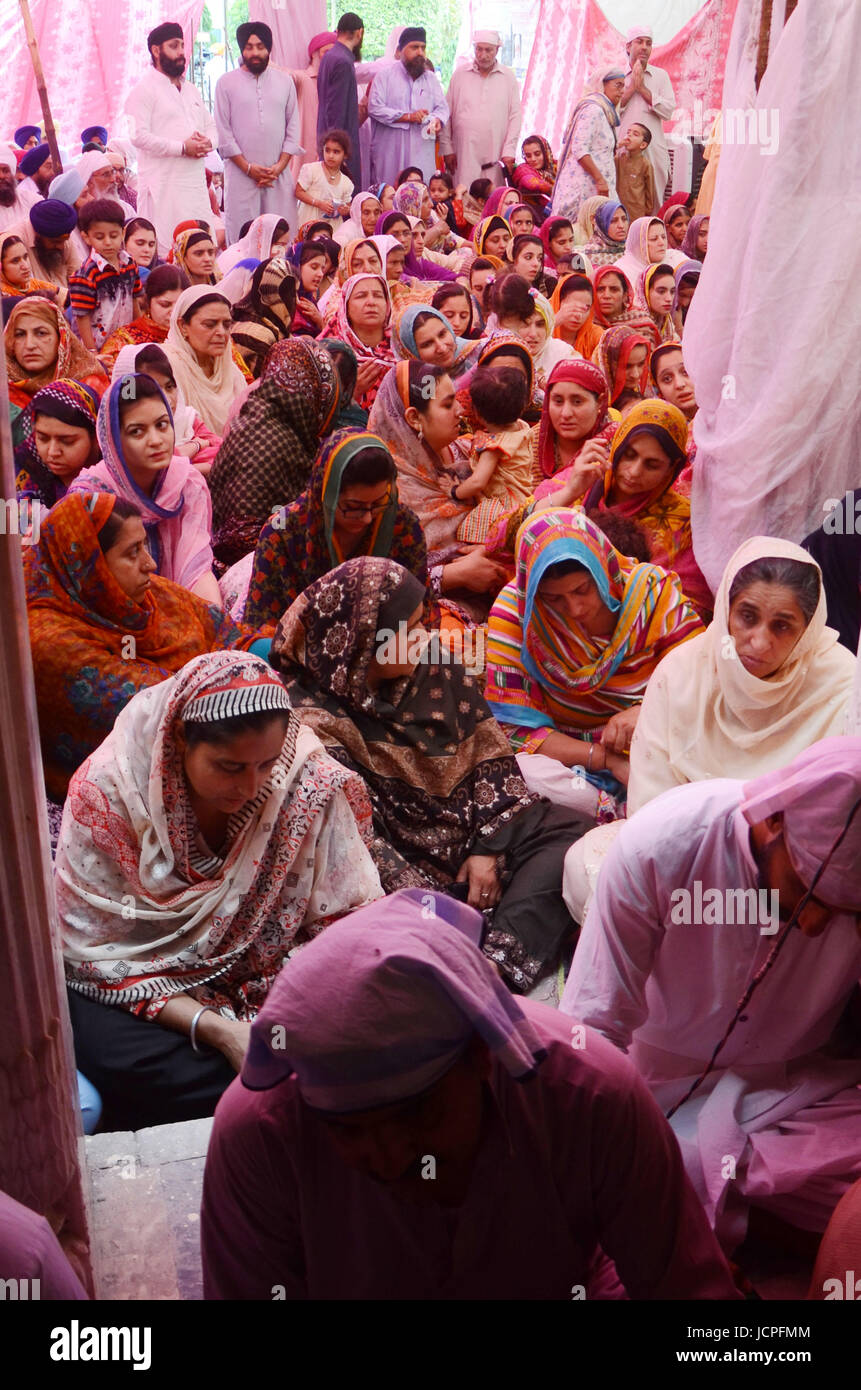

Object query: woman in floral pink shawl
[57,650,382,1129]
[330,271,396,412]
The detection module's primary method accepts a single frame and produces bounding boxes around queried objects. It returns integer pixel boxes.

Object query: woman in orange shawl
[24,491,266,799]
[5,296,105,445]
[581,400,712,618]
[550,273,602,358]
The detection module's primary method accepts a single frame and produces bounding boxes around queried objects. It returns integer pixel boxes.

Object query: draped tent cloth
[685,0,861,592]
[0,1,205,143]
[522,0,738,160]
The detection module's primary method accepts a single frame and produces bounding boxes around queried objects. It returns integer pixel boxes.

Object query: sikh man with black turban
[214,22,303,244]
[124,21,219,255]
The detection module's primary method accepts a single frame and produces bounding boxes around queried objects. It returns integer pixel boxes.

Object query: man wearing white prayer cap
[439,28,522,188]
[617,24,675,212]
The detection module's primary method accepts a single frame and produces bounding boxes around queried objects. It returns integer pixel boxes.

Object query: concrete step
[85,1118,213,1300]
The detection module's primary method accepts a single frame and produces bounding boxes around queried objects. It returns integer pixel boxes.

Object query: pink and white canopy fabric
[685,0,861,590]
[0,0,204,151]
[246,2,326,69]
[522,0,739,155]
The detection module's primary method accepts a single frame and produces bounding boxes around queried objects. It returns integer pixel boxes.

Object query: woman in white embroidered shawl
[165,285,247,436]
[56,651,382,1131]
[627,537,856,813]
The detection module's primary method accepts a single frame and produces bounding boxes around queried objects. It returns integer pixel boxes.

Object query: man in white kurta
[215,22,304,246]
[617,26,675,211]
[368,28,448,187]
[439,32,522,190]
[561,738,861,1253]
[125,23,217,255]
[0,144,29,233]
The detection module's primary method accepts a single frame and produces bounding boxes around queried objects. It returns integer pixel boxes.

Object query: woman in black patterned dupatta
[271,555,592,991]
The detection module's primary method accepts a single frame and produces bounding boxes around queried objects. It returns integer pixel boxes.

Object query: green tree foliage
[336,0,465,84]
[200,2,250,58]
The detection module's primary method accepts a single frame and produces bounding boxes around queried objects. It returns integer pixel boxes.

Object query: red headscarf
[592,264,634,327]
[539,216,573,272]
[536,359,613,479]
[593,324,655,405]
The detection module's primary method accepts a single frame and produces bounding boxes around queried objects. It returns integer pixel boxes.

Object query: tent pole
[17,0,63,173]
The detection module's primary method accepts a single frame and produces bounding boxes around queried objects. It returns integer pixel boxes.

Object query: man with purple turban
[214,21,303,244]
[617,24,675,211]
[16,142,55,214]
[201,888,739,1300]
[562,737,861,1253]
[4,199,79,293]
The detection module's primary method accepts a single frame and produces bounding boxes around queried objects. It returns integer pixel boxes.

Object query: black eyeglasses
[337,490,392,517]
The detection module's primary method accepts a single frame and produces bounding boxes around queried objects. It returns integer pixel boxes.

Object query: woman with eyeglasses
[242,430,427,627]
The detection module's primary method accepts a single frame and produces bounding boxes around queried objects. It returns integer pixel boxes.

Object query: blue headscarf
[594,200,625,240]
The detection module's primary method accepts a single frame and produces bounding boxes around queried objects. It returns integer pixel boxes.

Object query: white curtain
[685,0,861,591]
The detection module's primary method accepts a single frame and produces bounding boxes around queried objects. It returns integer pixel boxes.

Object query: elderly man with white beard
[439,30,523,189]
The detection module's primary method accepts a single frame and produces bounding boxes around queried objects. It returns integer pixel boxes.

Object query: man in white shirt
[617,25,675,211]
[125,21,217,255]
[0,144,29,233]
[562,737,861,1252]
[439,30,523,189]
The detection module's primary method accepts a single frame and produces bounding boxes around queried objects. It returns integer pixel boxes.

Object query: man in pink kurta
[289,32,337,183]
[200,890,738,1300]
[562,738,861,1253]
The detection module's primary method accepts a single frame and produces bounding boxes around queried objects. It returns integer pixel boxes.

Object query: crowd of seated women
[8,134,859,1294]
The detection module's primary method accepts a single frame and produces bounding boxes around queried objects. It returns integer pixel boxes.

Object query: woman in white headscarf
[217,212,291,274]
[333,190,384,247]
[627,536,856,813]
[165,285,247,435]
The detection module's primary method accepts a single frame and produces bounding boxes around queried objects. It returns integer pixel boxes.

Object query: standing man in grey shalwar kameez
[368,27,448,188]
[215,22,303,245]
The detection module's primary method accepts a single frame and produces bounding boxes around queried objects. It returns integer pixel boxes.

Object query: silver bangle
[190,1005,213,1054]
